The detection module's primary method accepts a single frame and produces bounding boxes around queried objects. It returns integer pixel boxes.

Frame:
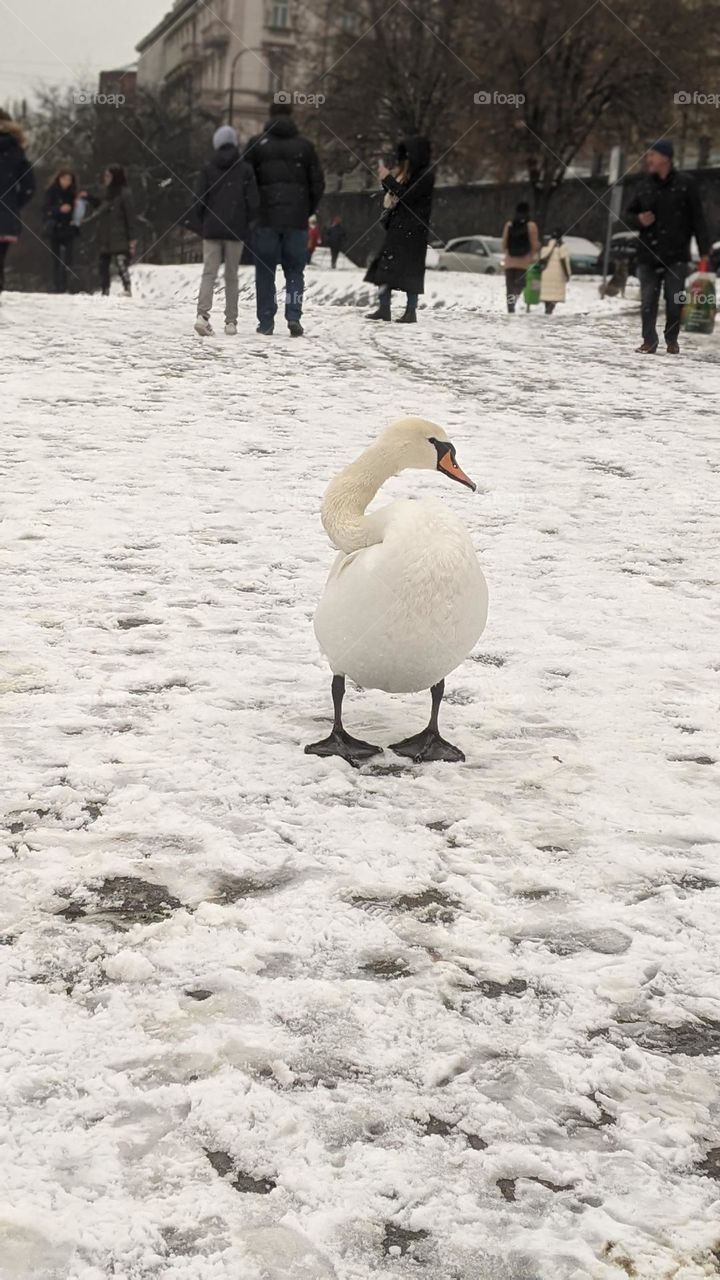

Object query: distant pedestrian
[625,138,710,354]
[307,214,321,261]
[87,165,136,297]
[42,169,80,293]
[325,215,346,268]
[0,109,35,299]
[186,125,259,337]
[365,135,434,324]
[501,201,539,313]
[245,101,325,336]
[539,229,571,314]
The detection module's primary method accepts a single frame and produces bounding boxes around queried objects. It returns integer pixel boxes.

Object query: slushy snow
[1,262,719,1280]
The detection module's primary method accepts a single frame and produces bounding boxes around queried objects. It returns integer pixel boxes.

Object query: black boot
[395,308,417,323]
[365,296,391,321]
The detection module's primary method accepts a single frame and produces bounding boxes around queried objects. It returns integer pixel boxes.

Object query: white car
[558,235,603,274]
[435,236,504,274]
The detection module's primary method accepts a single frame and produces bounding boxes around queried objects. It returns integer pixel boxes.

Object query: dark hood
[398,135,431,175]
[264,116,299,139]
[214,142,240,168]
[0,119,25,153]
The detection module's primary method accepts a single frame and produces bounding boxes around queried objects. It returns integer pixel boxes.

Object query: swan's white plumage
[313,418,488,695]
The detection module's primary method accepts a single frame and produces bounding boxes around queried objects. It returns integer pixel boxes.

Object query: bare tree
[474,0,719,226]
[297,0,478,179]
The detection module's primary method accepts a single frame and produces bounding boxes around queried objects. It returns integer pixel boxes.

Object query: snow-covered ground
[1,262,719,1280]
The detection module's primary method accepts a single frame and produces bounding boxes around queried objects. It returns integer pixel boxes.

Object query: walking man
[501,200,539,313]
[188,125,259,336]
[245,101,325,336]
[626,139,710,354]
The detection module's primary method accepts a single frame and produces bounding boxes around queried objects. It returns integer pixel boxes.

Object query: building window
[268,0,290,30]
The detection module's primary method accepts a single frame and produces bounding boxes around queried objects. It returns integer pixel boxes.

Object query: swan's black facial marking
[428,437,476,491]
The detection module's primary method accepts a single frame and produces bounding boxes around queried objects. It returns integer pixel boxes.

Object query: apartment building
[136,0,298,135]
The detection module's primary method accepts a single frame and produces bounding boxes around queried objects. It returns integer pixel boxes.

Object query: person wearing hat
[625,139,711,354]
[185,124,259,336]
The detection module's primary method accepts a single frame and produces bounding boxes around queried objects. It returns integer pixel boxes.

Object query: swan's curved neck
[321,441,399,552]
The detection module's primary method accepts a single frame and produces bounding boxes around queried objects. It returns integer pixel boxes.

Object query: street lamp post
[228,47,266,127]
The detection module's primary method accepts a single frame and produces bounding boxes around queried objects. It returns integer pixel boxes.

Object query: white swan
[306,417,488,764]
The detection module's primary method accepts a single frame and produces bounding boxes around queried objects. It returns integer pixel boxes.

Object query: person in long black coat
[42,169,79,293]
[365,136,434,324]
[0,110,35,296]
[86,165,136,296]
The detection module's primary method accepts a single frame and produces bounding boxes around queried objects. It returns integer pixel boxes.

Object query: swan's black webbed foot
[389,679,465,763]
[305,675,380,766]
[389,728,465,763]
[305,727,381,766]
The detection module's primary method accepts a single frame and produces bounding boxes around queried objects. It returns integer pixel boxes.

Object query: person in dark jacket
[186,125,260,336]
[625,138,711,354]
[244,102,325,336]
[42,169,79,293]
[0,110,35,296]
[325,215,346,268]
[364,136,434,324]
[87,164,136,296]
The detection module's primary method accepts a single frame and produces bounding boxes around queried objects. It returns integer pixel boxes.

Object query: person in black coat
[625,138,711,354]
[0,110,35,296]
[85,164,136,296]
[244,102,325,336]
[42,168,79,293]
[365,136,434,324]
[325,215,346,268]
[186,125,260,336]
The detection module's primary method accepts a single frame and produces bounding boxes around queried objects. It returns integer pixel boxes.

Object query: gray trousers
[197,239,243,323]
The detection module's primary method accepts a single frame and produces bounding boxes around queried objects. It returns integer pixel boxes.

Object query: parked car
[553,235,603,274]
[435,235,504,274]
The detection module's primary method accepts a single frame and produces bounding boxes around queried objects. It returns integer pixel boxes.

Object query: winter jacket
[307,222,321,253]
[325,223,346,250]
[364,137,434,295]
[0,119,35,240]
[625,168,710,267]
[42,183,78,243]
[539,239,571,303]
[244,116,325,230]
[186,143,259,240]
[502,217,540,269]
[89,188,136,255]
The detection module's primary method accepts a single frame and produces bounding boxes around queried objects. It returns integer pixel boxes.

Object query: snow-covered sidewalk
[1,268,719,1280]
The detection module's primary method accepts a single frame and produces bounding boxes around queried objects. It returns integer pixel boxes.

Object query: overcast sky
[0,0,172,106]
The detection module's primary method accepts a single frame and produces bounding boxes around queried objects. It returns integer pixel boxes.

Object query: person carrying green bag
[501,200,539,312]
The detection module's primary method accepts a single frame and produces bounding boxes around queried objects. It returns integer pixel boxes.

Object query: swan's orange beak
[438,452,476,491]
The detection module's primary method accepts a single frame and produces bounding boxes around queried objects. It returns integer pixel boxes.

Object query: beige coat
[501,218,540,268]
[540,240,571,303]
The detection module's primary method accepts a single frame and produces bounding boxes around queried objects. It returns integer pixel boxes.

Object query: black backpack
[507,216,531,257]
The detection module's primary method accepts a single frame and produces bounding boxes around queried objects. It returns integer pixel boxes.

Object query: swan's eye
[428,437,455,468]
